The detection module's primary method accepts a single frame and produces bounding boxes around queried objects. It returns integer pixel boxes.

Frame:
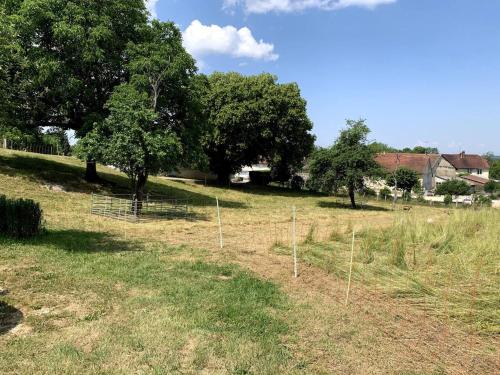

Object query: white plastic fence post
[292,205,298,278]
[216,197,223,249]
[345,230,356,306]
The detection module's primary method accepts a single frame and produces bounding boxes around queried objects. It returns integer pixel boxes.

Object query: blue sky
[149,0,500,154]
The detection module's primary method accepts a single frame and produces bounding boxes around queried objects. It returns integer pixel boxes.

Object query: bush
[249,171,272,186]
[473,195,492,207]
[444,194,453,205]
[0,196,43,238]
[290,175,305,191]
[484,181,499,194]
[379,187,392,199]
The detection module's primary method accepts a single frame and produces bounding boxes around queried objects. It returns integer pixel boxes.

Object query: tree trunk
[216,170,231,186]
[85,159,99,182]
[348,185,357,209]
[133,171,148,215]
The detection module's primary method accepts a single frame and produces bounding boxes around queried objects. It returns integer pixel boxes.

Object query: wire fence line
[90,194,193,222]
[85,195,496,372]
[1,138,63,156]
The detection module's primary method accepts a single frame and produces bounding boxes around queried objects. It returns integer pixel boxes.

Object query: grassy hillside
[1,149,499,374]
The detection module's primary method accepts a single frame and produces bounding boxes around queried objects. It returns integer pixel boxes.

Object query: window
[477,169,482,175]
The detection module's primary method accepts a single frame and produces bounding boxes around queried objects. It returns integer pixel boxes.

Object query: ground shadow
[0,153,246,209]
[0,301,23,335]
[24,229,145,253]
[220,182,327,199]
[317,200,391,212]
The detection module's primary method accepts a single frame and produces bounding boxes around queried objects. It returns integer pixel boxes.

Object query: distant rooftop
[441,152,489,170]
[375,153,440,175]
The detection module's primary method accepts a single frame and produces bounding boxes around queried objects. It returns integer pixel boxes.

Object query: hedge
[0,195,43,238]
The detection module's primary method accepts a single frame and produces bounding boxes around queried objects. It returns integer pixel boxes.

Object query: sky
[147,0,500,154]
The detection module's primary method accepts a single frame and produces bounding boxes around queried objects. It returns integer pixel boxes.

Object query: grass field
[1,149,499,374]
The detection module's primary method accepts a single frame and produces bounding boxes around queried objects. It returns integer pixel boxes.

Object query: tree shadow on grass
[0,301,23,335]
[213,182,328,199]
[28,229,145,253]
[0,153,246,209]
[317,200,391,212]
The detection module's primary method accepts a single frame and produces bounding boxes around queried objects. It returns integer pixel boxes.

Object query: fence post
[133,197,138,219]
[2,138,6,149]
[345,230,356,306]
[292,205,298,278]
[216,197,223,249]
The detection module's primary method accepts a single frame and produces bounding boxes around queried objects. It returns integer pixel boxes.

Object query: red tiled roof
[461,175,489,185]
[375,153,440,175]
[441,153,489,170]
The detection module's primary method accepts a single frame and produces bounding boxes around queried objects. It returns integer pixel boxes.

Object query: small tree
[386,167,419,200]
[436,180,471,196]
[308,120,379,208]
[489,160,500,180]
[379,187,392,199]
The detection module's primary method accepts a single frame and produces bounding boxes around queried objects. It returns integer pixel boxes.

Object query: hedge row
[0,195,43,238]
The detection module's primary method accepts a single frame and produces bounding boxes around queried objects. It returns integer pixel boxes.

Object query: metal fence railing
[90,194,192,222]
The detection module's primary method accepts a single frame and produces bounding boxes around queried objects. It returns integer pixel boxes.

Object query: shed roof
[460,175,489,185]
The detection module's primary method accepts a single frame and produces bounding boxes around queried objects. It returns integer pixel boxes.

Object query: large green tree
[3,0,148,180]
[308,120,379,208]
[79,21,203,203]
[0,5,23,128]
[202,72,315,184]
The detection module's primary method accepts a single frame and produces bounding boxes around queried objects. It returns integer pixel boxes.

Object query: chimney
[460,151,465,159]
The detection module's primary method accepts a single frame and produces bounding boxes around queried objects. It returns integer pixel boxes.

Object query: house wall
[436,158,457,178]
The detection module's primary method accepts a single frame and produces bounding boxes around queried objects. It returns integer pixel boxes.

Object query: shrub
[444,194,453,205]
[474,195,492,207]
[249,171,272,186]
[484,181,499,194]
[0,197,43,238]
[379,187,392,199]
[290,175,305,191]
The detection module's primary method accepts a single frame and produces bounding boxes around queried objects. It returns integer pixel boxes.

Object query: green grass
[0,234,291,374]
[1,149,498,374]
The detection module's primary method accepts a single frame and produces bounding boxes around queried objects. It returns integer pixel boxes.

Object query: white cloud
[223,0,397,13]
[183,20,279,61]
[145,0,159,19]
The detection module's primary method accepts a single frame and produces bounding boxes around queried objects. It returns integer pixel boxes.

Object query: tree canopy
[78,21,204,202]
[202,72,315,184]
[3,0,148,180]
[386,167,420,195]
[435,180,471,196]
[308,120,379,208]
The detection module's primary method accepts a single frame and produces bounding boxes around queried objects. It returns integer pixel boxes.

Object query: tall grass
[301,209,500,335]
